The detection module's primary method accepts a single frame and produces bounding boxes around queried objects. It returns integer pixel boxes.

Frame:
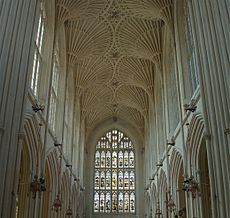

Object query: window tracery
[48,51,59,132]
[93,129,135,213]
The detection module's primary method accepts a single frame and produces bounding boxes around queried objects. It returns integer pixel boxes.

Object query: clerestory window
[48,51,59,132]
[93,129,135,214]
[184,3,199,93]
[30,4,45,96]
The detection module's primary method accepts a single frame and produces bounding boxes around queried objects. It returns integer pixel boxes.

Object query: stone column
[0,0,38,217]
[190,0,230,217]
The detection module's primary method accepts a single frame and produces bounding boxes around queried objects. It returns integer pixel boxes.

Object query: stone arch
[41,149,59,217]
[16,140,30,218]
[86,117,143,150]
[158,169,168,217]
[46,148,60,195]
[41,160,51,218]
[72,184,79,218]
[186,113,205,174]
[197,139,212,218]
[84,121,144,217]
[170,150,186,216]
[24,113,42,174]
[145,191,151,218]
[186,113,212,217]
[150,183,157,217]
[170,149,183,188]
[16,114,43,218]
[61,170,71,217]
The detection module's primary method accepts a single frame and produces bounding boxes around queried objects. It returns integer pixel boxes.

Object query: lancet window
[48,51,59,132]
[30,4,45,96]
[184,3,199,93]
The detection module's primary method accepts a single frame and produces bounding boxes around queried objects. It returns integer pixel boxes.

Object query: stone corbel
[167,136,175,146]
[224,127,230,135]
[184,99,197,113]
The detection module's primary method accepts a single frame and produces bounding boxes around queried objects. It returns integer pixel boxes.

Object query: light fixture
[29,175,46,199]
[65,164,73,216]
[29,104,46,199]
[165,192,176,213]
[178,207,186,217]
[155,201,163,218]
[53,138,62,211]
[39,177,46,192]
[182,176,198,198]
[154,173,163,217]
[30,175,40,198]
[53,140,63,212]
[53,194,62,212]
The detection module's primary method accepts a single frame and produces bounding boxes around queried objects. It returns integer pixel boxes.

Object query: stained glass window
[93,129,136,213]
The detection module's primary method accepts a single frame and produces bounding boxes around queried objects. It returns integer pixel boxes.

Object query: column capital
[224,127,230,135]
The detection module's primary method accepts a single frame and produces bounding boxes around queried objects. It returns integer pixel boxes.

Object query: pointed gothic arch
[186,113,212,217]
[16,141,30,218]
[150,183,157,218]
[158,170,168,217]
[16,114,43,218]
[186,113,205,173]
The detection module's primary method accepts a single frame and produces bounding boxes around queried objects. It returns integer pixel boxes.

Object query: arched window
[30,2,45,96]
[93,129,136,213]
[48,50,59,132]
[184,2,199,93]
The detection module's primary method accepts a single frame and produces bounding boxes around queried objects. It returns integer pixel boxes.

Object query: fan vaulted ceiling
[55,0,173,135]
